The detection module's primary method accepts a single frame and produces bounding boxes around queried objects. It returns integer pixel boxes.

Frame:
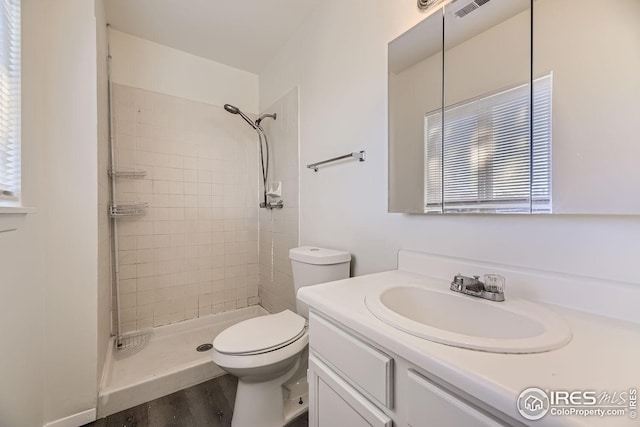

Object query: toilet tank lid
[289,246,351,265]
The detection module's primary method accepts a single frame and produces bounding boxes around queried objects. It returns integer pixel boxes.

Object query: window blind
[424,112,443,213]
[0,0,21,202]
[531,74,552,213]
[424,74,552,213]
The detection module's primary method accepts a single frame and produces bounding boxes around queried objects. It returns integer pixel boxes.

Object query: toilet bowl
[212,310,309,427]
[212,246,351,427]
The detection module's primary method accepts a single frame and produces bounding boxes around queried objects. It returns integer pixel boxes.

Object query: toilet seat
[213,310,306,356]
[212,310,309,375]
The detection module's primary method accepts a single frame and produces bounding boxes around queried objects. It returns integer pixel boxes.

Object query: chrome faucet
[450,274,505,302]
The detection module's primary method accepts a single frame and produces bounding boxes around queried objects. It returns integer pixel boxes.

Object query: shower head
[223,103,257,129]
[224,104,240,114]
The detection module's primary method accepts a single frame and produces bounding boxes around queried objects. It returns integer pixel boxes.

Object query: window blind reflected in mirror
[424,74,552,213]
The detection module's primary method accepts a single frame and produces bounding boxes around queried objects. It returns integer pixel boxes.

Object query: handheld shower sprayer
[224,104,258,130]
[223,103,281,209]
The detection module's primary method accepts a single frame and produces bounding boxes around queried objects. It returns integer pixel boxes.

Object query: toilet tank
[289,246,351,318]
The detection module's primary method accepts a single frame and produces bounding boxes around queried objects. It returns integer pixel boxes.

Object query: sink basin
[365,285,572,353]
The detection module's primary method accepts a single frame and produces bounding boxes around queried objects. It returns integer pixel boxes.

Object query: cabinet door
[310,313,394,408]
[309,355,392,427]
[407,370,506,427]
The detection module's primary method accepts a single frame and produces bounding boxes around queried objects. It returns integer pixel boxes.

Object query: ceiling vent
[454,0,492,18]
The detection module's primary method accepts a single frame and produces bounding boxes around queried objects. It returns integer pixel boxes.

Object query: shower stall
[99,27,299,416]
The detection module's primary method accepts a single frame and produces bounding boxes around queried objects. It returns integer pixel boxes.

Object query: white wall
[109,30,259,114]
[0,0,47,423]
[0,1,102,426]
[0,216,45,427]
[40,0,99,423]
[2,1,100,426]
[259,0,640,285]
[96,0,111,389]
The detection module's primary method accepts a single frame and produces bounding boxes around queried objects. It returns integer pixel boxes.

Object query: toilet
[212,246,351,427]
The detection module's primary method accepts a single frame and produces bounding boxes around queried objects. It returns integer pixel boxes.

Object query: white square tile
[134,263,154,279]
[168,155,184,169]
[137,249,154,264]
[198,306,212,317]
[119,264,137,280]
[136,235,154,249]
[119,250,136,265]
[137,277,155,291]
[137,290,154,306]
[169,182,184,195]
[137,318,153,329]
[154,221,171,235]
[119,279,137,295]
[169,195,185,208]
[153,180,170,194]
[184,182,198,195]
[111,87,299,326]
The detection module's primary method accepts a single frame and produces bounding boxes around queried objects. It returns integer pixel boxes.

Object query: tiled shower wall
[111,84,260,332]
[259,87,300,313]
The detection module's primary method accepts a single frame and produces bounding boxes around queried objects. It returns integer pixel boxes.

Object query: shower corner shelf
[109,169,147,179]
[110,202,148,218]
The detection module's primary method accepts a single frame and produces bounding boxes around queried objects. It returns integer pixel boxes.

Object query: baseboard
[43,408,96,427]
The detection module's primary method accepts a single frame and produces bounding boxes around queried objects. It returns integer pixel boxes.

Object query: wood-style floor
[84,375,308,427]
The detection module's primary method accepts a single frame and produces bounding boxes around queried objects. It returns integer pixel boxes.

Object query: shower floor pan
[97,305,268,418]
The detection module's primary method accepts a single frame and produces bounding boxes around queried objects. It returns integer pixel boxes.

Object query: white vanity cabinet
[307,312,394,427]
[406,370,507,427]
[308,355,392,427]
[307,312,514,427]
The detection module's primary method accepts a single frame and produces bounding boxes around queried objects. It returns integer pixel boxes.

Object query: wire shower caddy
[106,25,151,355]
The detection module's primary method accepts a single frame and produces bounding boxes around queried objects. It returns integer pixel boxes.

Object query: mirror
[389,0,640,214]
[533,0,640,214]
[389,10,443,213]
[440,0,533,214]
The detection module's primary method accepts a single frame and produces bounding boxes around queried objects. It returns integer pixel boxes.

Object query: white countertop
[298,269,640,427]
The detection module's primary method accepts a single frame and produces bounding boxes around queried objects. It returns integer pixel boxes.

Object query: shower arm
[256,113,277,126]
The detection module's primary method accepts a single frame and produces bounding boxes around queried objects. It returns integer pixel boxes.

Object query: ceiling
[104,0,321,74]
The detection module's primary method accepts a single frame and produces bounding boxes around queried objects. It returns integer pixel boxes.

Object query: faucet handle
[484,274,505,294]
[451,273,465,291]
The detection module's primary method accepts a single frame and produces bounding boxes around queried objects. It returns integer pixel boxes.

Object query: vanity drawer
[309,355,392,427]
[407,369,506,427]
[309,312,394,408]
